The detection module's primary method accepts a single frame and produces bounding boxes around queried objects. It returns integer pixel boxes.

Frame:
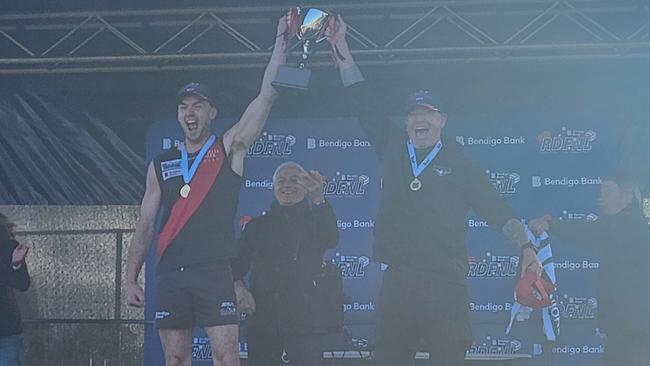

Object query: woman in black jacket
[0,213,30,366]
[232,162,340,366]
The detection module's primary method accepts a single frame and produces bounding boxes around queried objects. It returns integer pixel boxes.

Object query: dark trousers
[247,332,323,366]
[373,267,471,366]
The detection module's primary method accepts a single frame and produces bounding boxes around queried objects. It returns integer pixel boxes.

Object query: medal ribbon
[157,137,225,262]
[181,135,216,184]
[407,139,443,178]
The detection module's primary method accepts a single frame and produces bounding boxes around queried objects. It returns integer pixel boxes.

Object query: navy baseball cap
[177,82,215,106]
[406,90,443,113]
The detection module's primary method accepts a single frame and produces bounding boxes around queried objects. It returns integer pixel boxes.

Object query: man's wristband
[11,262,23,270]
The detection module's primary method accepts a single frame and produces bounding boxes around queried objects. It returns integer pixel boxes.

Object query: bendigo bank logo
[455,135,526,147]
[162,137,182,150]
[538,127,597,153]
[555,259,599,271]
[468,253,519,279]
[551,344,605,356]
[467,336,522,355]
[324,172,370,198]
[559,295,597,320]
[306,137,371,150]
[532,175,602,188]
[486,170,520,195]
[335,253,370,278]
[247,132,295,157]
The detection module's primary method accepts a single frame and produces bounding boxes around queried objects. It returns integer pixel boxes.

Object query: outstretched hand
[299,170,326,204]
[528,215,552,236]
[325,15,354,67]
[11,243,29,266]
[326,14,347,46]
[275,14,293,53]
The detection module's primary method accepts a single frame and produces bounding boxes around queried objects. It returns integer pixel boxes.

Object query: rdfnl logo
[486,170,520,195]
[307,137,371,150]
[559,295,598,320]
[467,336,522,355]
[192,337,213,360]
[467,253,518,279]
[247,132,295,157]
[334,252,370,278]
[532,175,601,188]
[538,127,597,152]
[324,172,370,197]
[455,135,526,147]
[193,337,245,360]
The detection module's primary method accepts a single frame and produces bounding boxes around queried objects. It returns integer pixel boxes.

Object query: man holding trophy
[125,16,289,366]
[326,16,542,366]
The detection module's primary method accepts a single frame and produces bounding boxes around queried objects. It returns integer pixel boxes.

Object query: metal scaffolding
[0,0,649,74]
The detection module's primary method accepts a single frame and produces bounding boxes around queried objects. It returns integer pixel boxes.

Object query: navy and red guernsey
[153,137,242,274]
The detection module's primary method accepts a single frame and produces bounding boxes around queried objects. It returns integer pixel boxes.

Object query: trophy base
[271,65,311,91]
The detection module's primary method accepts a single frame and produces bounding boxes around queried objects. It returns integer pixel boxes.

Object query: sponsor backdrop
[144,112,616,365]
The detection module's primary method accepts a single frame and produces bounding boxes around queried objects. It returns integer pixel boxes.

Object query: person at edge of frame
[529,172,650,366]
[0,213,31,366]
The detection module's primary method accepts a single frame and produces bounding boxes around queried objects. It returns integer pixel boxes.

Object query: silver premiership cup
[272,7,331,91]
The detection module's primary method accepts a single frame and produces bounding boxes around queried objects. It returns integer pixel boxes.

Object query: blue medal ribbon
[406,139,443,179]
[181,135,216,184]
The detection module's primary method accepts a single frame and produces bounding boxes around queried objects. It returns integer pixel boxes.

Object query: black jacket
[1,239,31,337]
[345,80,514,284]
[232,200,339,334]
[549,203,650,335]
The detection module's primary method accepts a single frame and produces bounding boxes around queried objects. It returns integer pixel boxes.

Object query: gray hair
[273,161,308,182]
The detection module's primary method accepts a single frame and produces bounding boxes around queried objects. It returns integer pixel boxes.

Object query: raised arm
[9,241,30,291]
[327,15,396,156]
[125,161,161,307]
[530,215,603,246]
[222,16,289,175]
[299,170,340,249]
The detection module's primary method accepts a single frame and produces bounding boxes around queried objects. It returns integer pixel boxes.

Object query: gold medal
[410,178,422,191]
[180,184,191,198]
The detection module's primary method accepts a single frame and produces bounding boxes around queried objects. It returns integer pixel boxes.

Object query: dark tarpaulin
[0,93,144,204]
